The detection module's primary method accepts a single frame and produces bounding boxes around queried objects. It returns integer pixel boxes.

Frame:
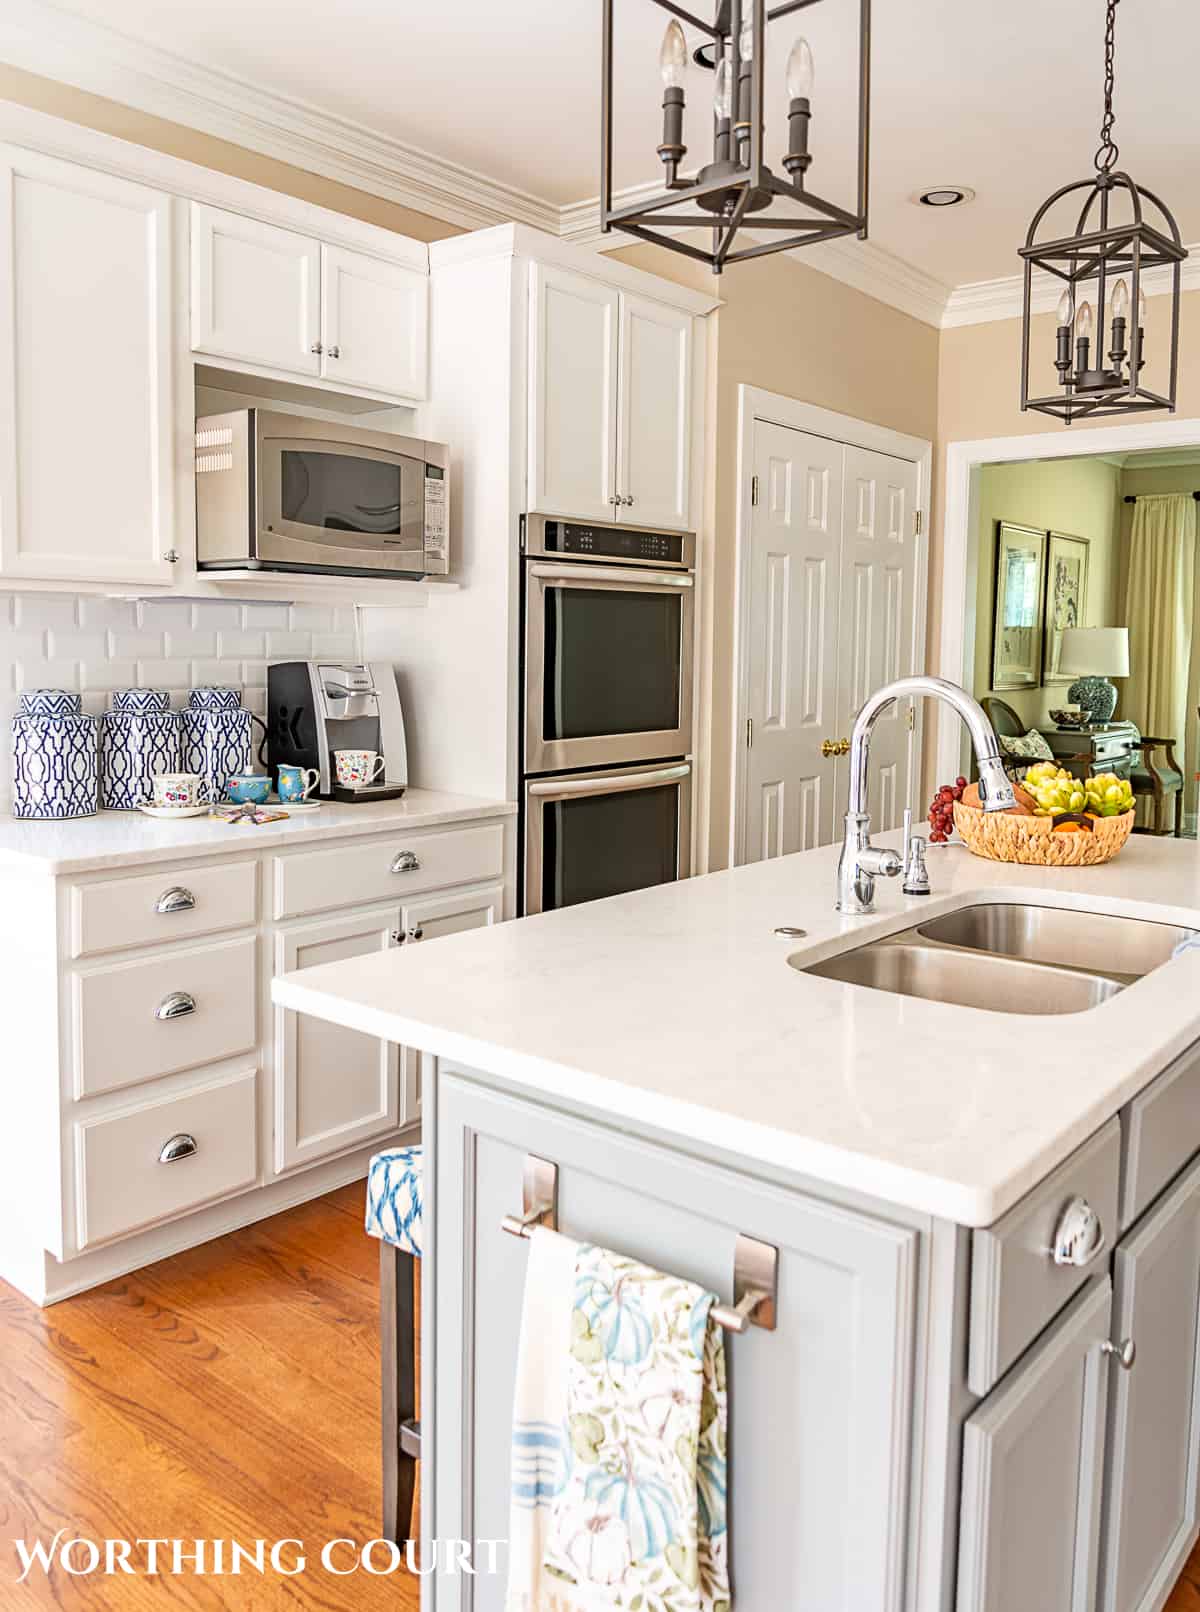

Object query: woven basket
[952,802,1135,866]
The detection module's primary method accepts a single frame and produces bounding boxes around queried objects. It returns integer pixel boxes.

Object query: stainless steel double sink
[795,903,1197,1015]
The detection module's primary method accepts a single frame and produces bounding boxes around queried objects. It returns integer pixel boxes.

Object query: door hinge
[914,508,923,536]
[751,475,759,507]
[907,704,915,731]
[746,717,754,747]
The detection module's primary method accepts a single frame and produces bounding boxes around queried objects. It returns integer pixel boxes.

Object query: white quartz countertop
[0,789,516,874]
[272,832,1200,1228]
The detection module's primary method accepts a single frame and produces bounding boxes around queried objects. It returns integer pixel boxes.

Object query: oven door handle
[528,764,691,799]
[528,564,693,590]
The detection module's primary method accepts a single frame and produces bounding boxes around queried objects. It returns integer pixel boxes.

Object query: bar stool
[365,1144,423,1546]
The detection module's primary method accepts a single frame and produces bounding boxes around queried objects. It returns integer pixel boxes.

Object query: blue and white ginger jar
[99,689,180,810]
[179,686,266,804]
[12,688,98,820]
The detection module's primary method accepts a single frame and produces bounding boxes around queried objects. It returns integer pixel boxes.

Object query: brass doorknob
[821,737,851,757]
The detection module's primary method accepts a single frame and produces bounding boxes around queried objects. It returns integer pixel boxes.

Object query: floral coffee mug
[277,764,320,802]
[334,749,386,789]
[152,773,201,808]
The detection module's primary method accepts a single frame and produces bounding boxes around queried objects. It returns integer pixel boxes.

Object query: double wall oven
[522,515,695,915]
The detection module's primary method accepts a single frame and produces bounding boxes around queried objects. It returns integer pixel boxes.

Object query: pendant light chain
[1094,0,1120,175]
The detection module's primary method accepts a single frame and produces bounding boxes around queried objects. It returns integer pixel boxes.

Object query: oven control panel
[543,521,686,567]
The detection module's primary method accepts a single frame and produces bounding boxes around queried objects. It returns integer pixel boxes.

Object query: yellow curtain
[1122,492,1196,823]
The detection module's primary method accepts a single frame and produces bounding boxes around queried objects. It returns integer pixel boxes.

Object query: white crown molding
[942,254,1200,328]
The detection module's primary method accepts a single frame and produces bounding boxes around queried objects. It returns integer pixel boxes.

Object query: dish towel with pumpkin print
[506,1229,730,1612]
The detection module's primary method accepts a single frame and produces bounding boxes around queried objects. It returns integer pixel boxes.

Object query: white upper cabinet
[190,203,321,377]
[527,261,620,522]
[528,261,694,530]
[0,147,178,586]
[320,244,427,399]
[190,204,428,403]
[617,292,692,530]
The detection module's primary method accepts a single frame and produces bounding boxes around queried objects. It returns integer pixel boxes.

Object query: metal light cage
[600,0,871,273]
[1019,172,1186,424]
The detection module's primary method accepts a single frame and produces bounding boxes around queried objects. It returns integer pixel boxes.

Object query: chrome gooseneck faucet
[836,676,1016,915]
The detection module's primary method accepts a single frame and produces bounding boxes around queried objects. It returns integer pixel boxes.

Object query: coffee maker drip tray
[330,780,408,804]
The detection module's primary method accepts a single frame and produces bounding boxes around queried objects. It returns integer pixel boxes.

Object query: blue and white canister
[12,688,98,820]
[100,689,181,810]
[179,686,266,803]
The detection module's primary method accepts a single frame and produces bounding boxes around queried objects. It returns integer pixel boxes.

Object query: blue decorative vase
[1066,675,1118,727]
[100,689,180,810]
[12,688,98,819]
[180,686,266,803]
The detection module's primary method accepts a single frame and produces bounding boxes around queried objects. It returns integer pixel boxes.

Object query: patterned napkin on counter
[507,1230,729,1612]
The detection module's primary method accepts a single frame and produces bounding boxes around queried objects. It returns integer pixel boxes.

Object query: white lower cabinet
[1100,1155,1200,1612]
[434,1074,919,1612]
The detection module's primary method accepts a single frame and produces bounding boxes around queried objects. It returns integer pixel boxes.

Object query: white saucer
[271,798,322,812]
[137,802,210,820]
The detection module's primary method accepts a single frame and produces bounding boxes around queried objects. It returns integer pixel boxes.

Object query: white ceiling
[10,0,1200,291]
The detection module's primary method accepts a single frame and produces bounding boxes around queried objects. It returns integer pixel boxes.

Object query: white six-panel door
[0,147,178,586]
[527,261,619,522]
[191,202,321,377]
[616,292,692,530]
[743,423,845,859]
[741,423,922,861]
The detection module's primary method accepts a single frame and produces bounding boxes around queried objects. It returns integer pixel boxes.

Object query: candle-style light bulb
[739,10,754,61]
[786,37,815,99]
[1076,300,1094,341]
[1137,284,1147,325]
[659,19,688,88]
[1056,288,1074,328]
[1110,278,1129,321]
[714,56,733,121]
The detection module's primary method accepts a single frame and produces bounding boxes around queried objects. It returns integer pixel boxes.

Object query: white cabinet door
[528,262,619,521]
[320,244,427,400]
[190,203,321,377]
[834,444,922,832]
[616,292,692,530]
[273,909,400,1173]
[0,148,177,585]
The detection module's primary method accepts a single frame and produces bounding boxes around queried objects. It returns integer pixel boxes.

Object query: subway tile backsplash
[0,594,360,810]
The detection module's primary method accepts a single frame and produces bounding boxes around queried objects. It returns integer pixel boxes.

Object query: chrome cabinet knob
[155,990,197,1022]
[1052,1196,1106,1267]
[154,887,196,915]
[390,850,421,874]
[1102,1337,1136,1371]
[158,1133,197,1164]
[625,495,635,506]
[390,926,424,944]
[310,341,324,354]
[162,548,179,564]
[327,344,341,359]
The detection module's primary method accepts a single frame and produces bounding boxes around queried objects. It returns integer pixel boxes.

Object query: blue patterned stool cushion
[365,1146,424,1257]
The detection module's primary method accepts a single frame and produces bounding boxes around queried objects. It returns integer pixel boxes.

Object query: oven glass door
[259,435,426,566]
[525,563,694,773]
[524,762,691,915]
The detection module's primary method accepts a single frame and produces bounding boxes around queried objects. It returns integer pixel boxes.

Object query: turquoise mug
[277,764,320,803]
[225,774,271,805]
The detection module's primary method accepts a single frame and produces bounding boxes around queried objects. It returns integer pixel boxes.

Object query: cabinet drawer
[273,822,505,919]
[969,1117,1120,1397]
[1120,1039,1200,1228]
[74,1067,258,1248]
[72,936,257,1099]
[71,860,257,958]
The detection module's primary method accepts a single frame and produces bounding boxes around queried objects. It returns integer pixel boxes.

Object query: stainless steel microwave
[195,409,448,578]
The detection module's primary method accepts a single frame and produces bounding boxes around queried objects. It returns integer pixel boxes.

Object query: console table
[1039,722,1137,781]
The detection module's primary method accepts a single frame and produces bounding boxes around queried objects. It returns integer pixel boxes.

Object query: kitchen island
[273,833,1200,1612]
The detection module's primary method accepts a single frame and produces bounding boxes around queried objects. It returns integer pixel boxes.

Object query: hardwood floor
[0,1184,419,1609]
[3,1185,1200,1610]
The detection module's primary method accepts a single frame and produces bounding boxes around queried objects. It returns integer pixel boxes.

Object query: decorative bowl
[1049,708,1088,730]
[953,802,1134,866]
[225,774,271,804]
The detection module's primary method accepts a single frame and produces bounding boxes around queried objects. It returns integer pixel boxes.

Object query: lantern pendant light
[599,0,871,274]
[1019,0,1186,422]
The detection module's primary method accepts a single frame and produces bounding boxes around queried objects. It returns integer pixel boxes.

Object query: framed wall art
[992,521,1048,690]
[1043,531,1091,682]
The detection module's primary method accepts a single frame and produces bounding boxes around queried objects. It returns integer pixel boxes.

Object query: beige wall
[617,240,940,869]
[971,457,1123,730]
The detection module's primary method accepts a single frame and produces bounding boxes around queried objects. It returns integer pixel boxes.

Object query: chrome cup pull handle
[155,991,197,1022]
[390,851,421,874]
[158,1133,197,1164]
[154,887,196,915]
[1052,1196,1106,1267]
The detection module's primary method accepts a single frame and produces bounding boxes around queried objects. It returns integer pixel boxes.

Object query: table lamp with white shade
[1058,627,1130,725]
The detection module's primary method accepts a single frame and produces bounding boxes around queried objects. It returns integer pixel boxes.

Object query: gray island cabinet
[422,1046,1200,1612]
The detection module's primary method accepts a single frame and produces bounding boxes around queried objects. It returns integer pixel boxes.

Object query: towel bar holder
[500,1156,778,1336]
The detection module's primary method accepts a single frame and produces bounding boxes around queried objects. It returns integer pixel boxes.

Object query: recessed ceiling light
[913,185,975,208]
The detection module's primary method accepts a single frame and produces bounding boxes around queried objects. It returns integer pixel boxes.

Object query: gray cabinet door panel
[1120,1042,1200,1229]
[1100,1155,1200,1612]
[433,1072,920,1612]
[958,1276,1113,1612]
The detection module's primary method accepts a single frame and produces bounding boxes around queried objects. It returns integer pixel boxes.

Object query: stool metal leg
[381,1241,418,1546]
